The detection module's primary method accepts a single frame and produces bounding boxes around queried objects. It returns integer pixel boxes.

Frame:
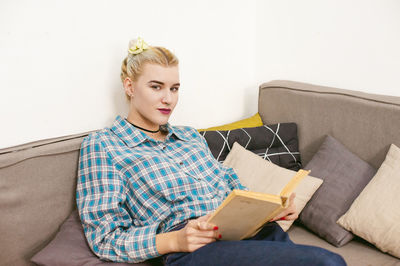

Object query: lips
[158,108,171,115]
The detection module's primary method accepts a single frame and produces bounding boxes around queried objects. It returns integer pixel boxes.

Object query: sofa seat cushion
[288,224,400,266]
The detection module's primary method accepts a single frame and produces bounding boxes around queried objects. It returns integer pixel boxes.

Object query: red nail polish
[280,217,286,220]
[218,234,222,239]
[213,226,219,230]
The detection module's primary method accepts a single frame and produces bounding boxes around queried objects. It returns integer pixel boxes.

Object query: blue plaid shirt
[76,116,245,263]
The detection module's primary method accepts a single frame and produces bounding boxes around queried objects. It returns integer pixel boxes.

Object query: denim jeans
[163,222,346,266]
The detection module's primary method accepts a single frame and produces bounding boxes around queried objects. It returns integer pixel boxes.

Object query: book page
[209,193,282,240]
[207,169,311,240]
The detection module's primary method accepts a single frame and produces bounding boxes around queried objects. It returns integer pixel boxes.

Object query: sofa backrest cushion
[0,132,92,265]
[258,80,400,168]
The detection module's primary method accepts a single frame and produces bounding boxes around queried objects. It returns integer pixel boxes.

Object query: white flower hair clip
[128,37,149,55]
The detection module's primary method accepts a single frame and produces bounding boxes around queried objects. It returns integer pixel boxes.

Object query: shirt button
[162,146,166,150]
[179,162,184,166]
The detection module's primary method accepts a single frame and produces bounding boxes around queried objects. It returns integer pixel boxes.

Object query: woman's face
[125,63,180,130]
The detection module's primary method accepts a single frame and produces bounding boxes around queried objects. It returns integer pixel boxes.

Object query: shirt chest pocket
[177,151,215,180]
[158,172,215,203]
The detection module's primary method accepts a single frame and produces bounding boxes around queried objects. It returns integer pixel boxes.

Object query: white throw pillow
[337,144,400,258]
[223,142,323,231]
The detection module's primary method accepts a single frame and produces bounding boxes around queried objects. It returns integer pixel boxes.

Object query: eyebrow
[148,80,180,86]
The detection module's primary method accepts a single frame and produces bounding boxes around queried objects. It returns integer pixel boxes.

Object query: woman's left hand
[270,193,298,222]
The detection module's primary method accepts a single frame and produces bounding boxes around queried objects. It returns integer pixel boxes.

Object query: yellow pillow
[197,113,263,132]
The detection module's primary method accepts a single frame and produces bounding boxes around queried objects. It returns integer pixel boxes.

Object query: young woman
[76,38,346,266]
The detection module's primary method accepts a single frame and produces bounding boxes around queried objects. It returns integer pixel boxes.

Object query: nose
[161,90,172,105]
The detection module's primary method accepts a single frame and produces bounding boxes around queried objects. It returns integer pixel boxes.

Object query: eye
[151,85,161,90]
[171,87,179,92]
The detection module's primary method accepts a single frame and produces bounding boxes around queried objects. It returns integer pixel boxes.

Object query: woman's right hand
[175,213,221,252]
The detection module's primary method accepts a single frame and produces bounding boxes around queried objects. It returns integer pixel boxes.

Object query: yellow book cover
[207,169,310,240]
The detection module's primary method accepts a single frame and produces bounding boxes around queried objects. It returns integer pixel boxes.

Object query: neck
[125,118,160,133]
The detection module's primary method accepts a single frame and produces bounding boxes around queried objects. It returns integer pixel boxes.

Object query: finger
[271,208,290,221]
[289,192,296,203]
[193,236,218,244]
[271,207,294,221]
[197,221,218,231]
[283,212,299,221]
[187,220,217,237]
[187,219,197,228]
[196,213,216,230]
[194,229,221,239]
[188,223,219,237]
[197,212,213,222]
[275,207,299,221]
[270,214,284,222]
[285,204,296,214]
[272,215,290,222]
[187,219,202,231]
[285,204,298,216]
[195,214,218,231]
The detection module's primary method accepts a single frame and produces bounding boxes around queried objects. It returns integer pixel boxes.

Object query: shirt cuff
[126,222,161,262]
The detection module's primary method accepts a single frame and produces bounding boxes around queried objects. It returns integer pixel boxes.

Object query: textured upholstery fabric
[201,123,302,171]
[223,142,323,231]
[338,144,400,258]
[31,210,162,266]
[299,135,376,247]
[0,134,88,266]
[258,80,400,168]
[2,80,400,265]
[288,224,400,266]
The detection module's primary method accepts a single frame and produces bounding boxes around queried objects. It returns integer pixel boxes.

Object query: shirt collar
[110,115,189,148]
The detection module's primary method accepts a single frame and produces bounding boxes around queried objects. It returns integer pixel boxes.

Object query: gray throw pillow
[299,135,376,247]
[31,210,162,266]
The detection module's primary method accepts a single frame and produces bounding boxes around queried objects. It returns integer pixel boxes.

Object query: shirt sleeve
[220,164,248,191]
[195,129,248,191]
[76,135,160,263]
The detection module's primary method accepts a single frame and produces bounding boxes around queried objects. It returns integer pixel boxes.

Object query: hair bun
[128,37,149,55]
[128,39,138,49]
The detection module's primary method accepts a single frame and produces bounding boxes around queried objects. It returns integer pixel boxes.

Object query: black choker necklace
[125,119,160,133]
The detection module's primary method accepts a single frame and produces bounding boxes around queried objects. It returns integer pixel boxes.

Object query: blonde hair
[120,39,179,84]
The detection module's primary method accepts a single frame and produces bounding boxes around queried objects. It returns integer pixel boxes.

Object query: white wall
[254,0,400,95]
[0,0,257,148]
[1,0,399,149]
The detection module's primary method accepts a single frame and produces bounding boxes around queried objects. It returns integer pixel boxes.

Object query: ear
[123,77,135,98]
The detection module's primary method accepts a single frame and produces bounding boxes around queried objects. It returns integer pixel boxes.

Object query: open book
[207,169,311,240]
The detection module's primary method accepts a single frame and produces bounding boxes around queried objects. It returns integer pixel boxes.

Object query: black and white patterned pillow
[200,123,302,171]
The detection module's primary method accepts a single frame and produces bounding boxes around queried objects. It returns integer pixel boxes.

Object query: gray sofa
[1,80,399,266]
